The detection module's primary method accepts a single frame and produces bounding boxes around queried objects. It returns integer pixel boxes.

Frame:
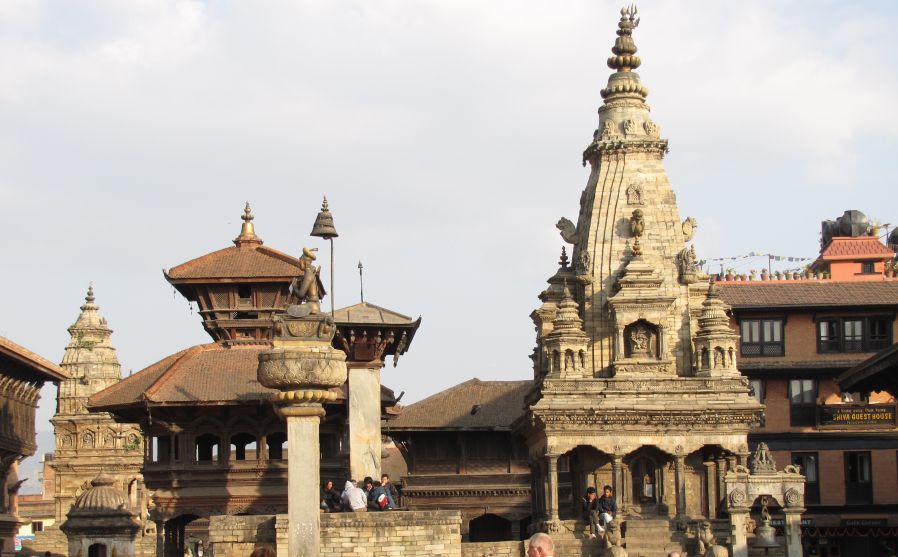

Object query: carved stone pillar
[546,454,560,522]
[611,455,624,512]
[674,455,687,520]
[614,326,623,361]
[703,460,716,519]
[258,310,348,557]
[657,324,665,360]
[716,457,727,513]
[729,508,749,557]
[784,509,805,557]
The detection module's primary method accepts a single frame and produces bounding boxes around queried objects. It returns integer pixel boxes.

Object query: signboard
[771,518,812,527]
[818,403,898,428]
[842,518,888,527]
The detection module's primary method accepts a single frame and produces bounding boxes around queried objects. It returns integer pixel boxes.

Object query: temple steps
[623,518,685,557]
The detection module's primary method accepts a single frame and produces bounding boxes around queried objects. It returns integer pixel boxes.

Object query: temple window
[749,379,765,403]
[267,431,287,460]
[195,433,221,463]
[230,433,256,461]
[237,285,253,307]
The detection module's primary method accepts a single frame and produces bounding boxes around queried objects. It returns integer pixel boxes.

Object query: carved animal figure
[629,209,645,237]
[556,217,578,244]
[696,521,716,554]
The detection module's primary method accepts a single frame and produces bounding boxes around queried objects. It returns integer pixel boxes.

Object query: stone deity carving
[601,119,617,139]
[750,442,777,474]
[623,119,637,135]
[576,249,591,273]
[626,322,657,359]
[626,183,643,205]
[643,119,660,137]
[677,245,698,284]
[629,209,645,238]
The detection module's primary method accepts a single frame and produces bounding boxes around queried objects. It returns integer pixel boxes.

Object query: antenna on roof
[358,261,365,304]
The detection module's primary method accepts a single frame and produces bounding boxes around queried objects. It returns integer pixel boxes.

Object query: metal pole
[358,261,365,303]
[330,237,335,316]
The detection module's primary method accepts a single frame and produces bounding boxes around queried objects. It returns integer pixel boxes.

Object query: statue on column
[288,247,322,316]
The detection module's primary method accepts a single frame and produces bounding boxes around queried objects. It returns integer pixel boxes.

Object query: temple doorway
[624,446,667,516]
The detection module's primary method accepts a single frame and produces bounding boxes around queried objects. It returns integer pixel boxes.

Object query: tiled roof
[837,342,898,393]
[166,244,303,280]
[333,302,417,325]
[821,237,895,260]
[0,336,67,381]
[88,344,271,409]
[387,379,531,431]
[89,343,397,410]
[718,281,898,309]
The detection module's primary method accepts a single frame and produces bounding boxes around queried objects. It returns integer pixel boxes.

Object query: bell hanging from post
[754,496,780,550]
[310,196,339,239]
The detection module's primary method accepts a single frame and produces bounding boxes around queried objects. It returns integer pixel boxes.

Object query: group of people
[581,484,617,539]
[320,474,400,512]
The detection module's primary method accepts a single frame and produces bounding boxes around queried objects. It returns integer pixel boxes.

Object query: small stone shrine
[60,473,141,557]
[724,443,806,557]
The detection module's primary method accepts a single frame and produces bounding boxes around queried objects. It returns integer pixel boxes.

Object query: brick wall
[208,515,276,557]
[461,541,523,557]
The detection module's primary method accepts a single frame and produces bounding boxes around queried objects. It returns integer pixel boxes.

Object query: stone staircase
[622,518,685,557]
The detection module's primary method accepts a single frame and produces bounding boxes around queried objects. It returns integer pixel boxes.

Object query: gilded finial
[234,202,263,246]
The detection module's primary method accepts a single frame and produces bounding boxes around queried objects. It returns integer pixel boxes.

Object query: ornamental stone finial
[608,5,641,72]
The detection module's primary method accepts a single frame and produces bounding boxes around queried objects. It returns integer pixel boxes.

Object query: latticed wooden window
[740,319,783,356]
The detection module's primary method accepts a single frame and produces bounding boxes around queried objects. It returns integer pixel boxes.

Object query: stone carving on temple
[624,320,658,359]
[749,442,777,474]
[643,119,660,137]
[677,245,698,284]
[556,217,578,244]
[629,209,645,237]
[623,119,637,135]
[625,182,644,205]
[682,216,697,241]
[600,119,618,139]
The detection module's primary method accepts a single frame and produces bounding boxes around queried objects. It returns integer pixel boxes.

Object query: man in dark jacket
[320,480,341,512]
[381,474,399,509]
[597,485,618,530]
[581,487,601,538]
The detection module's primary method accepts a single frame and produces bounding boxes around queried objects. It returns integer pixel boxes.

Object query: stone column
[784,509,805,557]
[155,520,165,557]
[716,457,727,513]
[611,455,623,511]
[703,460,716,519]
[546,454,559,522]
[278,401,326,557]
[348,362,383,481]
[729,508,749,557]
[674,455,686,520]
[258,309,348,557]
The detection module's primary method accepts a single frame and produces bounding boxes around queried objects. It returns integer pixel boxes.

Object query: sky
[3,0,898,492]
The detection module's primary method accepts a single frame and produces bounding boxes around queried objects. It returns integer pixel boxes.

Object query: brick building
[717,212,898,557]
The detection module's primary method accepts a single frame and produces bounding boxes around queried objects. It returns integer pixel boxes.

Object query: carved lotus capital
[257,345,347,392]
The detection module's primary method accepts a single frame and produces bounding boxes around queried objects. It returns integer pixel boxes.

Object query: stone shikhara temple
[33,4,898,557]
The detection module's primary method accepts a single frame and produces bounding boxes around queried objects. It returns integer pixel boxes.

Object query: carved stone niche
[624,320,659,359]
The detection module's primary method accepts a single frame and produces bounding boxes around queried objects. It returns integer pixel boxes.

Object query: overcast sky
[4,1,898,491]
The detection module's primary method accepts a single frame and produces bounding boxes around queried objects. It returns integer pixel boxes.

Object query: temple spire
[234,202,263,246]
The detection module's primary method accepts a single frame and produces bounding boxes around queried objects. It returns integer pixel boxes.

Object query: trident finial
[608,5,642,72]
